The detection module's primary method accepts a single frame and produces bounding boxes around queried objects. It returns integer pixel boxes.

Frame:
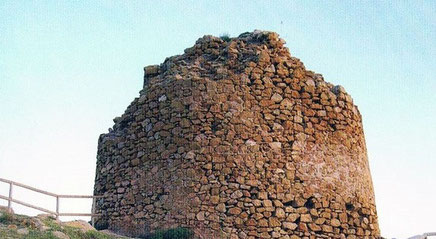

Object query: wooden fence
[0,177,102,226]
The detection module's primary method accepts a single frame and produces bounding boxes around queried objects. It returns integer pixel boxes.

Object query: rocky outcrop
[93,30,380,238]
[0,207,124,239]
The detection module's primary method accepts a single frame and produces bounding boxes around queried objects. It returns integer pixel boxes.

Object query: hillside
[0,207,126,239]
[0,207,196,239]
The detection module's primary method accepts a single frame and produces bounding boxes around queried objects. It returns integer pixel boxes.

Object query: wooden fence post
[7,182,13,213]
[56,196,59,220]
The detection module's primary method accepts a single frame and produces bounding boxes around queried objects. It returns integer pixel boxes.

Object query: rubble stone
[94,30,380,238]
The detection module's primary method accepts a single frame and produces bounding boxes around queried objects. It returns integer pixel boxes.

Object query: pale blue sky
[0,1,435,238]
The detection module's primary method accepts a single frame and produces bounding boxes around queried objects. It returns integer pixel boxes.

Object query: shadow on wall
[139,227,194,239]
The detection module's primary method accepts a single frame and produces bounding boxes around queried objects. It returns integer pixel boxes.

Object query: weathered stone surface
[94,30,380,239]
[275,208,285,218]
[52,231,70,239]
[283,222,298,230]
[271,93,283,102]
[17,228,29,235]
[216,203,226,213]
[62,220,95,233]
[269,217,281,227]
[196,211,205,221]
[331,218,341,227]
[300,214,312,223]
[228,207,242,215]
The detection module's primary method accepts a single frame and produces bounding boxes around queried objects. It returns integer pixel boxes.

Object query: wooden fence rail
[0,177,103,226]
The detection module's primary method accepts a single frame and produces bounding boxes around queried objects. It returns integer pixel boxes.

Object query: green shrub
[219,33,231,42]
[84,230,116,239]
[0,211,14,224]
[147,227,194,239]
[238,32,251,38]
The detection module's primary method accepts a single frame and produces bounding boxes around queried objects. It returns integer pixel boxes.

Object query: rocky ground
[0,207,128,239]
[0,207,195,239]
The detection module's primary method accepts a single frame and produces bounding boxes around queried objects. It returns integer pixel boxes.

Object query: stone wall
[93,31,380,238]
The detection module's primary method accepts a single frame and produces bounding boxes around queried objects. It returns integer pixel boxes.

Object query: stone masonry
[93,31,380,238]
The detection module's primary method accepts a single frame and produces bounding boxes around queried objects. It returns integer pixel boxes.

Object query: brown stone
[275,208,285,218]
[339,212,348,223]
[131,159,140,166]
[286,213,299,222]
[210,196,220,204]
[228,207,242,215]
[216,203,226,213]
[298,222,308,232]
[271,93,283,103]
[283,222,298,230]
[258,219,269,227]
[322,224,333,232]
[331,218,341,227]
[196,211,205,221]
[144,65,159,76]
[263,200,273,207]
[260,99,273,107]
[258,50,271,64]
[246,219,257,226]
[269,217,281,227]
[300,214,312,222]
[258,192,268,200]
[269,142,282,150]
[246,179,258,186]
[231,190,243,199]
[308,223,321,231]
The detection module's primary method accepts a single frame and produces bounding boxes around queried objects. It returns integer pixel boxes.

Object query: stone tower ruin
[93,31,380,238]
